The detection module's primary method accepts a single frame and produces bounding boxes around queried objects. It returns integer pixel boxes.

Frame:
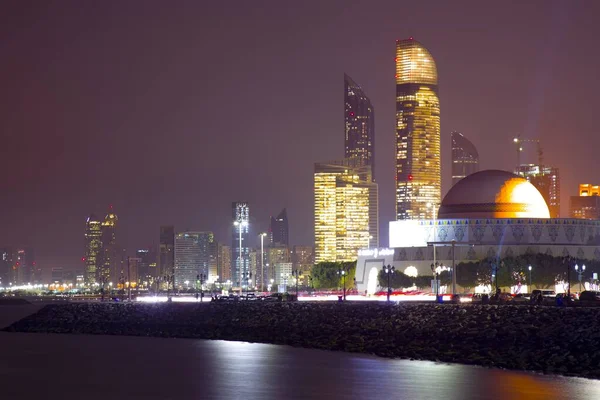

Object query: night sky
[2,0,600,271]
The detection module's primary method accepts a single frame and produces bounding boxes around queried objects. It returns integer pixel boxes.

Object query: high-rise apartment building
[84,214,102,284]
[292,245,314,275]
[275,262,293,288]
[231,202,250,288]
[159,226,175,279]
[451,131,479,186]
[345,73,375,180]
[217,243,232,283]
[515,164,560,218]
[14,248,35,285]
[0,248,12,287]
[570,184,600,220]
[395,38,441,220]
[266,245,290,282]
[174,231,215,288]
[126,257,140,288]
[314,159,378,263]
[269,208,289,246]
[99,207,119,285]
[136,246,158,284]
[249,249,257,287]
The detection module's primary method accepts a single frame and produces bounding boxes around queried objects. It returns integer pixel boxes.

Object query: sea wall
[5,302,600,379]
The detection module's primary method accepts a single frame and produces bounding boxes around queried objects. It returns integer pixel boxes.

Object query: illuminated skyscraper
[174,231,214,288]
[570,184,600,220]
[451,131,479,186]
[314,159,378,263]
[515,164,560,218]
[269,208,289,246]
[217,243,232,283]
[345,74,375,180]
[84,214,102,284]
[100,207,119,285]
[395,38,440,220]
[231,202,250,288]
[159,226,175,280]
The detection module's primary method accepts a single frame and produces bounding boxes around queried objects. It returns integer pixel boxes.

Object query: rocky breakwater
[5,302,600,379]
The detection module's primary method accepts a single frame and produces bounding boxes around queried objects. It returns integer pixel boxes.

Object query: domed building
[355,170,600,295]
[438,170,550,219]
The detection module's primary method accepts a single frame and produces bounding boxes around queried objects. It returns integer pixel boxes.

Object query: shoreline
[4,302,600,379]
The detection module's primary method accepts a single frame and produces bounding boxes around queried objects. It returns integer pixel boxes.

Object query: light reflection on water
[1,333,599,400]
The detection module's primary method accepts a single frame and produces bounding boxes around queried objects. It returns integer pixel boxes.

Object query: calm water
[1,332,599,400]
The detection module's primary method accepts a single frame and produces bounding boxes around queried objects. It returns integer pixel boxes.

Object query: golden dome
[438,170,550,219]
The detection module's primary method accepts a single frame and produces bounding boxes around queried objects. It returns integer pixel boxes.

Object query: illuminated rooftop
[395,38,438,85]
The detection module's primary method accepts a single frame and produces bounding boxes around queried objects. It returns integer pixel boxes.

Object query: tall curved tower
[344,73,375,180]
[451,131,479,186]
[395,38,440,220]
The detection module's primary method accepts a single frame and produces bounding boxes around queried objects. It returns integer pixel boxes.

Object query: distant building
[249,249,257,287]
[275,262,293,288]
[345,73,375,180]
[269,208,289,246]
[395,38,441,220]
[217,243,232,283]
[292,245,314,275]
[174,231,215,288]
[451,131,479,186]
[208,240,218,283]
[84,214,102,284]
[314,159,378,263]
[159,226,175,280]
[13,248,35,285]
[0,248,12,287]
[515,164,560,218]
[136,246,158,285]
[231,202,250,288]
[570,184,600,220]
[266,245,290,282]
[126,257,140,288]
[100,207,119,285]
[51,267,64,284]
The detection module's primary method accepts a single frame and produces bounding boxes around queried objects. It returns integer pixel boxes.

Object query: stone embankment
[5,302,600,379]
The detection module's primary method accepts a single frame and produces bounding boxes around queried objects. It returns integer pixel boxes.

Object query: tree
[310,261,356,289]
[456,261,478,291]
[377,269,412,289]
[414,275,434,290]
[439,270,452,286]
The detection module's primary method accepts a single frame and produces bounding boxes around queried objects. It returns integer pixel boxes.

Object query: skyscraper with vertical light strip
[395,38,441,220]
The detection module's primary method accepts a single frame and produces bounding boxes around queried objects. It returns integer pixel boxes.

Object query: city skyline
[1,1,599,270]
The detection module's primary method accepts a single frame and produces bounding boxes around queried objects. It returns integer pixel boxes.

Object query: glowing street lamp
[528,265,532,289]
[337,268,347,301]
[383,264,395,303]
[575,264,586,292]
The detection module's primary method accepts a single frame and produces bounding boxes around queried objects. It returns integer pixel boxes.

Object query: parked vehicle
[579,291,600,302]
[531,289,556,298]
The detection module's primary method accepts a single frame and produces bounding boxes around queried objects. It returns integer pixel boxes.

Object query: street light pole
[292,269,299,299]
[383,264,395,303]
[337,268,347,301]
[528,265,532,289]
[451,240,456,296]
[260,233,267,291]
[234,221,248,297]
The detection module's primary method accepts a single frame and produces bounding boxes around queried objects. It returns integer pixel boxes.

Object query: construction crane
[513,135,543,174]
